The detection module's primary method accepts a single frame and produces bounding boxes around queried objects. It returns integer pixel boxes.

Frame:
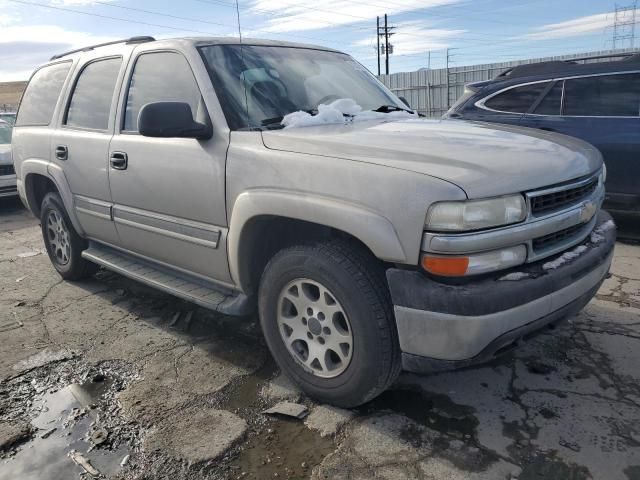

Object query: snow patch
[281,98,417,129]
[543,245,589,271]
[590,219,615,244]
[499,272,531,282]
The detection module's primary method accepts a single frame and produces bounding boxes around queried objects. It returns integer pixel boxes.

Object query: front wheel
[40,192,96,280]
[258,240,401,407]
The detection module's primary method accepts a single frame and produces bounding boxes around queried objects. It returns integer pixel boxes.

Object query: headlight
[426,195,527,232]
[421,245,527,277]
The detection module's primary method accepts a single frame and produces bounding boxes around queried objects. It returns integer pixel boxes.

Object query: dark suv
[445,54,640,215]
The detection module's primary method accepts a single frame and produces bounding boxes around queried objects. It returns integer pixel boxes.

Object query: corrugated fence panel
[378,48,638,117]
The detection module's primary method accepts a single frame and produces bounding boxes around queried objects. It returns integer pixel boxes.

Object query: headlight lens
[421,245,527,277]
[426,195,527,232]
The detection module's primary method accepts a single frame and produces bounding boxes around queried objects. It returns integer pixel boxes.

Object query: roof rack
[497,51,640,78]
[50,36,155,61]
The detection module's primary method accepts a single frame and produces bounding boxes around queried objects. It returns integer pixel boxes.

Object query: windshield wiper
[373,104,415,114]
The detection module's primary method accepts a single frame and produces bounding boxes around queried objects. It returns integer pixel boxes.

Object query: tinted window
[66,58,122,130]
[534,81,563,115]
[16,62,71,126]
[0,124,12,144]
[124,52,202,132]
[484,82,549,113]
[564,74,640,116]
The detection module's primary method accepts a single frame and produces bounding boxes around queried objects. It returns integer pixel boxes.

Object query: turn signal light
[421,255,469,276]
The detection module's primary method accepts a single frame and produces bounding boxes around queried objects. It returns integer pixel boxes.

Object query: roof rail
[50,36,155,61]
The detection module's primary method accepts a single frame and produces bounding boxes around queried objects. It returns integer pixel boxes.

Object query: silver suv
[12,37,615,407]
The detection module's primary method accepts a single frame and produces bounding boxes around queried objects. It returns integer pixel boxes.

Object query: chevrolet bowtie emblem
[580,201,597,223]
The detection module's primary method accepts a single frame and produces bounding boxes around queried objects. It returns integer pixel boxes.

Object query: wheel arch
[228,190,406,294]
[22,159,85,235]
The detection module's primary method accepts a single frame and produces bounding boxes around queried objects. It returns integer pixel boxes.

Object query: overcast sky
[0,0,637,81]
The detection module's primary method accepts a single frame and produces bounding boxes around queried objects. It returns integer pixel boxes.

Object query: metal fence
[378,48,639,118]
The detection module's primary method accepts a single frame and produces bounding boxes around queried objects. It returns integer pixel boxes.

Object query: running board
[82,243,253,316]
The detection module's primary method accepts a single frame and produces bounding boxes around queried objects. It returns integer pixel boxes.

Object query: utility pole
[377,16,381,76]
[613,0,638,49]
[384,14,390,75]
[377,14,396,75]
[446,48,451,110]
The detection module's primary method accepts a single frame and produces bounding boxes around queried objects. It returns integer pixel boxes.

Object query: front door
[107,50,230,283]
[51,56,123,244]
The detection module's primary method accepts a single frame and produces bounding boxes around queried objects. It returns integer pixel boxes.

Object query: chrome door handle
[110,152,128,170]
[55,145,68,161]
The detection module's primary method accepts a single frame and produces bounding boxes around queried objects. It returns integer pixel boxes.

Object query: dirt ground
[0,82,25,111]
[1,196,639,480]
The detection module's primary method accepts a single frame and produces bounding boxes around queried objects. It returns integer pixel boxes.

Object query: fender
[227,189,407,288]
[21,159,86,236]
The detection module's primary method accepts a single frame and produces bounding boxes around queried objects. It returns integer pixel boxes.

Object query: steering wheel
[316,94,341,106]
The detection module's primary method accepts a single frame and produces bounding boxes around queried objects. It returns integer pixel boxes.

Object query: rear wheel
[40,192,96,280]
[259,239,401,407]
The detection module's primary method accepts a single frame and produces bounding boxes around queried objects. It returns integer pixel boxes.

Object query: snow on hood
[281,98,417,129]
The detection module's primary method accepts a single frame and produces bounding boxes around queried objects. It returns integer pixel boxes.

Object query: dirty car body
[11,37,615,407]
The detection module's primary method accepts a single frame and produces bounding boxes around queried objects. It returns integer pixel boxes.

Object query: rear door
[51,56,124,244]
[522,72,640,208]
[471,81,552,126]
[107,49,230,283]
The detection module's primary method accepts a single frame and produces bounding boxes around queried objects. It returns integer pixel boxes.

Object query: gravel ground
[1,196,639,480]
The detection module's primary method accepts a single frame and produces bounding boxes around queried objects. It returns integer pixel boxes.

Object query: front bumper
[387,211,616,374]
[0,174,18,198]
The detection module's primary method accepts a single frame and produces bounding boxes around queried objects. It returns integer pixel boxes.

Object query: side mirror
[398,96,411,108]
[138,102,212,140]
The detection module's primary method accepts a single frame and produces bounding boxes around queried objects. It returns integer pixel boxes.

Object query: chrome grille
[0,165,14,176]
[530,177,598,216]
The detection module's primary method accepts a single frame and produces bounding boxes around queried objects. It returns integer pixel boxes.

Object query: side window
[533,81,563,115]
[16,62,72,126]
[564,73,640,117]
[484,82,549,113]
[124,52,202,132]
[65,58,122,130]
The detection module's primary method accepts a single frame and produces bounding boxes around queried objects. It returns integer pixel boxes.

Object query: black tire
[258,239,401,407]
[40,192,97,280]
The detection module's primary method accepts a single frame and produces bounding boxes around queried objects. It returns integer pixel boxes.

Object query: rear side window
[533,81,563,115]
[16,62,72,126]
[124,52,202,132]
[564,73,640,117]
[65,57,122,130]
[484,82,549,113]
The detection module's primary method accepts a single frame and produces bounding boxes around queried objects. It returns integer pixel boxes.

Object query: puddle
[227,417,334,480]
[359,388,479,440]
[1,376,129,480]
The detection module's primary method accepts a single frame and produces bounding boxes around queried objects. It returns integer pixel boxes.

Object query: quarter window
[533,81,563,116]
[65,58,122,130]
[484,82,549,113]
[124,52,202,132]
[563,73,640,117]
[16,62,72,126]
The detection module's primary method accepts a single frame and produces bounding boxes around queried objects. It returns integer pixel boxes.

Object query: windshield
[0,124,12,144]
[0,114,16,126]
[199,45,406,130]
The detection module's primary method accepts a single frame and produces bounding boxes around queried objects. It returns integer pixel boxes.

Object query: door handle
[539,127,556,132]
[55,145,68,161]
[110,152,128,170]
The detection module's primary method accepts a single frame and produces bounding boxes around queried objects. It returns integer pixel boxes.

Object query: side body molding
[21,159,86,237]
[227,189,407,288]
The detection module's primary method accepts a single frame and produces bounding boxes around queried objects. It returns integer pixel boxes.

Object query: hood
[0,144,11,166]
[261,119,602,198]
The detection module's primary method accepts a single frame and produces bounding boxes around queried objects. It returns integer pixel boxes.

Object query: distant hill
[0,81,27,111]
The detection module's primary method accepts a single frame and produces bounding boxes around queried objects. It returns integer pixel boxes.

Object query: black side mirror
[399,96,411,108]
[138,102,212,140]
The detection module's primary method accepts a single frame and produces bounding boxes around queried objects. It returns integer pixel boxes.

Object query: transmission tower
[613,0,638,49]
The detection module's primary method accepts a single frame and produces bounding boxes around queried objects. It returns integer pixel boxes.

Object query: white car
[0,119,17,198]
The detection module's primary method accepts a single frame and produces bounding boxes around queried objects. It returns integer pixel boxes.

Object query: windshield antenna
[234,0,243,42]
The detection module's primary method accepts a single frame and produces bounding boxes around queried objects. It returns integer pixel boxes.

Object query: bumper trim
[401,282,601,374]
